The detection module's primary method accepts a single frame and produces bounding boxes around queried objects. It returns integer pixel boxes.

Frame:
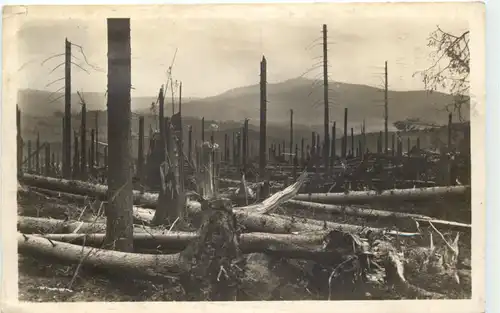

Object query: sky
[14,4,469,98]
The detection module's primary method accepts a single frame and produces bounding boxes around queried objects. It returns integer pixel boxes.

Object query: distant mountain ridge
[17,77,468,131]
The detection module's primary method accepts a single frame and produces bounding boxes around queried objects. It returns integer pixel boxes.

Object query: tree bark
[34,231,355,262]
[294,185,470,204]
[106,18,134,252]
[284,200,470,230]
[19,174,159,208]
[286,199,429,219]
[177,198,243,300]
[18,233,183,278]
[18,216,153,234]
[235,211,418,236]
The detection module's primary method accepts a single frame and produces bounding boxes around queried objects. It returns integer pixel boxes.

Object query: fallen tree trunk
[38,232,198,251]
[18,186,89,205]
[18,216,153,234]
[19,174,159,208]
[20,212,414,251]
[20,198,418,239]
[18,233,184,278]
[36,231,339,260]
[19,174,248,210]
[235,211,419,237]
[293,185,470,204]
[286,200,429,219]
[285,200,470,230]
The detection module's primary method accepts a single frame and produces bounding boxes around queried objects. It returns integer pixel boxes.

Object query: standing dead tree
[384,61,389,154]
[414,26,470,120]
[77,91,87,180]
[259,56,267,177]
[137,116,145,184]
[322,24,330,171]
[62,38,72,179]
[17,105,23,176]
[105,18,134,252]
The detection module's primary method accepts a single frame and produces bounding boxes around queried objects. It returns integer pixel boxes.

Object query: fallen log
[293,185,470,205]
[19,174,159,208]
[38,232,197,251]
[413,217,471,230]
[235,211,419,237]
[286,200,429,219]
[19,227,373,300]
[18,233,184,277]
[285,200,471,230]
[19,174,246,211]
[18,186,89,205]
[36,231,340,261]
[18,216,153,234]
[20,199,417,240]
[18,198,80,219]
[19,211,414,253]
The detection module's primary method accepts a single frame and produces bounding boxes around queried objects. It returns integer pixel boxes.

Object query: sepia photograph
[1,2,485,310]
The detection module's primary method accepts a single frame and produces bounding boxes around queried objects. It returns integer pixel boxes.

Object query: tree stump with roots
[179,197,245,301]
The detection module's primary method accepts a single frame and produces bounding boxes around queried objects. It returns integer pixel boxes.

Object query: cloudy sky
[14,4,469,98]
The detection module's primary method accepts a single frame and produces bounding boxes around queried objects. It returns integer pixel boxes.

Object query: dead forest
[16,19,472,302]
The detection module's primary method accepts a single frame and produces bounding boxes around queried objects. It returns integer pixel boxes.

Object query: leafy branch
[413,26,470,121]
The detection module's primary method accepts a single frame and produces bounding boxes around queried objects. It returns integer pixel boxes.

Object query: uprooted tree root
[178,198,245,301]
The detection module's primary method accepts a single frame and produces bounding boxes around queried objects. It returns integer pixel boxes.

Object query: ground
[17,184,472,301]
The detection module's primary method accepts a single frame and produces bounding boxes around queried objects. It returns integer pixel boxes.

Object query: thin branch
[40,53,65,66]
[47,86,65,100]
[71,62,90,74]
[48,62,65,75]
[70,42,105,73]
[47,94,65,105]
[45,77,65,88]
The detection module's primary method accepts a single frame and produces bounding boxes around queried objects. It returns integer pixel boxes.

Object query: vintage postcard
[1,2,485,313]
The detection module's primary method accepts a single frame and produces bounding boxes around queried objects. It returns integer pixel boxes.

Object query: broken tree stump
[178,198,244,301]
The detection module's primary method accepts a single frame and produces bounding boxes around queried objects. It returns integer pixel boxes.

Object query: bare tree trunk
[384,61,389,154]
[17,105,23,176]
[95,111,100,167]
[27,140,32,172]
[36,132,40,174]
[90,129,95,175]
[62,39,72,179]
[105,18,134,252]
[137,116,145,183]
[73,132,79,179]
[80,100,87,180]
[322,24,330,171]
[44,143,51,177]
[259,56,267,177]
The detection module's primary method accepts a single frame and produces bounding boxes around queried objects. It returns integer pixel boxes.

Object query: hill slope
[178,78,466,128]
[17,77,467,132]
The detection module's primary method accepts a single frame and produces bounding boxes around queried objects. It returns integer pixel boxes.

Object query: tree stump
[179,198,245,301]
